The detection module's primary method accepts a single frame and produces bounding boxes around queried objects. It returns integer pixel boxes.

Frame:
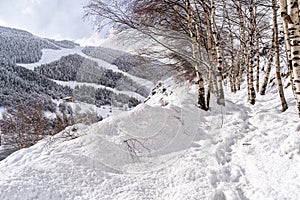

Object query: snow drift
[0,78,300,200]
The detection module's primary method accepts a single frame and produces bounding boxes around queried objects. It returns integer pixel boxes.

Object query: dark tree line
[0,63,72,109]
[73,85,141,107]
[34,53,151,97]
[0,26,58,64]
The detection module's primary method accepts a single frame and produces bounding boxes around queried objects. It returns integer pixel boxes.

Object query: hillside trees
[0,26,58,64]
[0,101,74,149]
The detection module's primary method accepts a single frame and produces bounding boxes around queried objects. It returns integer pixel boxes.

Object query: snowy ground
[0,78,299,200]
[17,46,85,70]
[70,101,126,119]
[0,107,5,119]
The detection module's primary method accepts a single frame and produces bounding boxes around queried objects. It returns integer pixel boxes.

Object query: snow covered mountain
[0,25,172,157]
[0,63,72,109]
[82,46,171,83]
[34,54,150,98]
[0,78,299,200]
[0,25,170,113]
[0,26,78,64]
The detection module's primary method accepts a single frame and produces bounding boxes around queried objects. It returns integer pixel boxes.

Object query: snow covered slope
[0,78,299,200]
[0,26,58,64]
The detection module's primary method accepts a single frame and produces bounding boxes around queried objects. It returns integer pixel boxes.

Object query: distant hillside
[73,85,140,107]
[34,54,150,97]
[0,26,79,64]
[82,46,172,83]
[0,63,72,110]
[0,26,58,64]
[46,39,79,49]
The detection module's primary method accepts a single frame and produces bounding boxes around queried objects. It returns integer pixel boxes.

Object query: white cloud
[76,32,105,47]
[0,0,100,41]
[0,19,8,27]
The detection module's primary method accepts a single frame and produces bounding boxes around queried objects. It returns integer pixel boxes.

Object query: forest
[34,53,150,97]
[82,46,172,82]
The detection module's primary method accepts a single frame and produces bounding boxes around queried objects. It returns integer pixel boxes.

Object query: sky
[0,0,106,46]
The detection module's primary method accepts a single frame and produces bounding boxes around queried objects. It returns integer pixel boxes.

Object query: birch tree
[185,0,207,110]
[273,0,288,111]
[210,0,225,106]
[279,0,300,116]
[260,42,275,95]
[248,0,257,105]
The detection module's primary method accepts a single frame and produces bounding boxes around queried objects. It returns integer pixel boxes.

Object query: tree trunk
[236,52,242,90]
[236,1,248,93]
[224,2,237,93]
[255,4,260,93]
[286,0,300,117]
[210,0,225,106]
[273,0,288,111]
[248,0,256,105]
[279,0,295,95]
[260,44,275,95]
[185,0,207,110]
[201,1,217,109]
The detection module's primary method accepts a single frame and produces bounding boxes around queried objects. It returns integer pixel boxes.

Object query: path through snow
[0,80,299,199]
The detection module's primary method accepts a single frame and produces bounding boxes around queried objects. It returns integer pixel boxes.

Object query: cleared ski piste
[17,46,155,90]
[0,78,299,200]
[53,80,146,102]
[16,45,153,127]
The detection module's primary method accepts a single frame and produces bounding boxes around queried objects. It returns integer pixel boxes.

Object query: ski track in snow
[0,78,300,199]
[53,80,145,102]
[17,46,154,90]
[0,107,5,119]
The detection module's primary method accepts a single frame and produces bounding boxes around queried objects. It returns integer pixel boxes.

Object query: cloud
[0,0,99,41]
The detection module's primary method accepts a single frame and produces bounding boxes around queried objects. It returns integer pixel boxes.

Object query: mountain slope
[34,54,150,97]
[0,26,58,64]
[0,79,299,200]
[0,63,72,108]
[0,25,173,159]
[82,46,172,83]
[0,26,80,65]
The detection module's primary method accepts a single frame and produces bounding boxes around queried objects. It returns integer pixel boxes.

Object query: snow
[0,78,300,200]
[53,80,146,102]
[70,101,125,119]
[0,107,5,119]
[82,55,155,89]
[17,46,85,70]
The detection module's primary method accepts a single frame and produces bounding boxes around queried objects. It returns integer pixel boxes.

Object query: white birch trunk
[286,0,300,116]
[210,0,225,106]
[273,0,288,111]
[185,0,207,110]
[248,0,256,105]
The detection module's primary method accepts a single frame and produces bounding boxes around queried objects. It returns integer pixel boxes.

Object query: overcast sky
[0,0,105,46]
